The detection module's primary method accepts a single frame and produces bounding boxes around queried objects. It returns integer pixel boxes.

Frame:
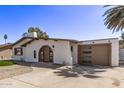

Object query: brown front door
[39,46,53,62]
[44,46,50,62]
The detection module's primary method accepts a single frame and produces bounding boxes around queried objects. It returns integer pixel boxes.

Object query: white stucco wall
[111,39,119,66]
[70,42,78,64]
[12,38,32,61]
[24,39,72,65]
[80,38,119,66]
[12,37,119,66]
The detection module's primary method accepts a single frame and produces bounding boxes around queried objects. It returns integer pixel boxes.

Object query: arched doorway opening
[39,46,53,62]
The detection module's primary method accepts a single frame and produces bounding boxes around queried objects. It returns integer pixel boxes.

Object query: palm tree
[103,5,124,33]
[4,34,8,44]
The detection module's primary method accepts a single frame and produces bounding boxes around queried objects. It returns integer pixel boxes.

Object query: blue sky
[0,5,121,44]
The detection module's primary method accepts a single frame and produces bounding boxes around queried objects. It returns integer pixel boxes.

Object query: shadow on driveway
[15,61,114,79]
[53,65,110,79]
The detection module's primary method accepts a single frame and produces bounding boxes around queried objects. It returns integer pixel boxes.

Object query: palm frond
[103,5,124,32]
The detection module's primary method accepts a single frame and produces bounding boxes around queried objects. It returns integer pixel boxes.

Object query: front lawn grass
[0,60,15,66]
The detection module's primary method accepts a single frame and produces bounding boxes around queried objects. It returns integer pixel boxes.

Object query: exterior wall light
[52,45,54,48]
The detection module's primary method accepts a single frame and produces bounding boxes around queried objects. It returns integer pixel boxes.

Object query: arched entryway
[39,46,53,62]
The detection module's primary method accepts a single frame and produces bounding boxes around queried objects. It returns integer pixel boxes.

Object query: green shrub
[0,60,15,66]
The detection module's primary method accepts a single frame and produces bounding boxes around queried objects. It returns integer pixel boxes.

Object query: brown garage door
[92,44,111,66]
[78,45,92,65]
[78,44,111,66]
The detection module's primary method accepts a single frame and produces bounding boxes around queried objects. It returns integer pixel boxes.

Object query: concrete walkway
[0,64,124,88]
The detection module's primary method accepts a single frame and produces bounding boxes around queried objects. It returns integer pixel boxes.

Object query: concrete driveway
[0,63,124,88]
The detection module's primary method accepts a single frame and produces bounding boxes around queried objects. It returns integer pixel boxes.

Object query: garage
[78,44,111,66]
[92,44,111,66]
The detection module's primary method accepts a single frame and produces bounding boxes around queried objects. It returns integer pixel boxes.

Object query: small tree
[22,32,28,37]
[28,27,35,33]
[4,34,8,44]
[27,27,49,39]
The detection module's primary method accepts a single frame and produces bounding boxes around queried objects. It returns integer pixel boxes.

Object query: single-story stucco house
[0,43,12,60]
[12,32,119,66]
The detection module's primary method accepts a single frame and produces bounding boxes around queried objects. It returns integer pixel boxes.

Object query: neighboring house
[0,43,13,60]
[12,32,119,66]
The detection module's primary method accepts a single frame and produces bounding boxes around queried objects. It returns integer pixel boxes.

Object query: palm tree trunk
[5,39,6,44]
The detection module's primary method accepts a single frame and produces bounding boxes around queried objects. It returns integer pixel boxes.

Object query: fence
[119,49,124,62]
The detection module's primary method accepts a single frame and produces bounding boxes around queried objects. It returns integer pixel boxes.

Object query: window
[83,45,92,49]
[1,56,3,59]
[83,51,92,54]
[82,60,92,63]
[71,46,73,52]
[40,48,44,61]
[14,48,23,56]
[52,45,54,48]
[49,50,53,62]
[34,50,36,58]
